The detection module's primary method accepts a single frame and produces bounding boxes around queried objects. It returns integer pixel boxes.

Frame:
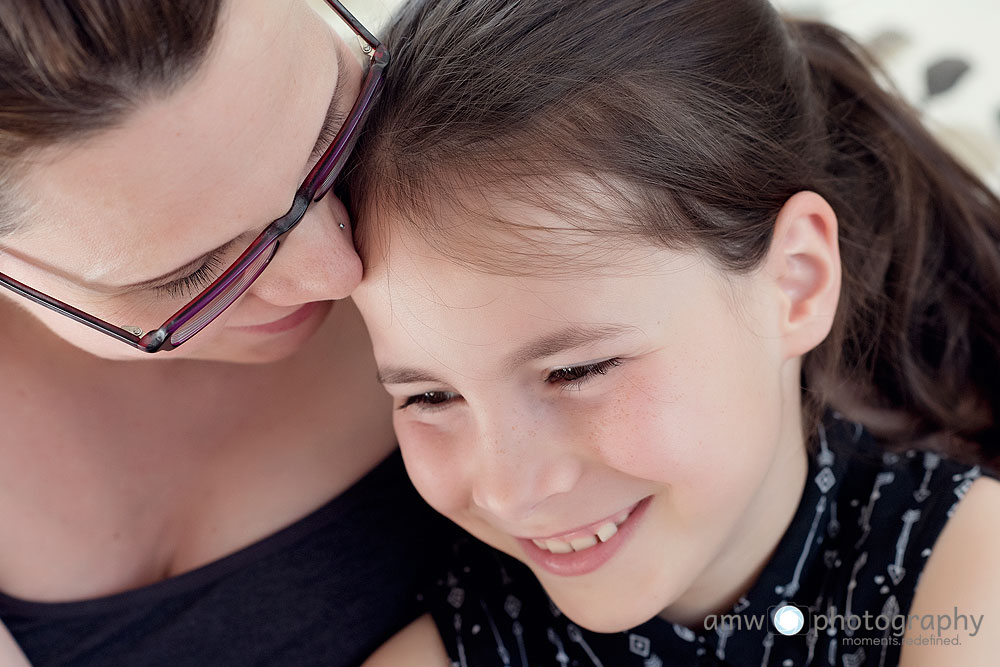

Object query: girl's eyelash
[397,358,624,413]
[154,254,226,299]
[398,391,459,411]
[546,357,623,388]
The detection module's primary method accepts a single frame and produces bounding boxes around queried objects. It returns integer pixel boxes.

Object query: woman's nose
[470,416,584,523]
[247,196,363,306]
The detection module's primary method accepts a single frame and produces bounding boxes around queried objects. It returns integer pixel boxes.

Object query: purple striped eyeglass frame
[0,0,388,353]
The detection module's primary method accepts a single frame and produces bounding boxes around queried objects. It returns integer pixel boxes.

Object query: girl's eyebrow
[377,324,638,386]
[377,367,446,386]
[503,324,639,368]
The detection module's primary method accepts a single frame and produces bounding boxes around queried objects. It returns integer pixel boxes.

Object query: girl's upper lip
[518,499,643,542]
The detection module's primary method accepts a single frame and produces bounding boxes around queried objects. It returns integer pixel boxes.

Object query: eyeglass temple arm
[330,0,381,49]
[0,272,148,350]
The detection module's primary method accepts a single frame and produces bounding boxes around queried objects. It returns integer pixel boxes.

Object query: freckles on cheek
[573,375,675,477]
[582,375,719,486]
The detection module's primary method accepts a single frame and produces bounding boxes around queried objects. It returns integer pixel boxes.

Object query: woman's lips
[232,300,330,335]
[516,496,652,577]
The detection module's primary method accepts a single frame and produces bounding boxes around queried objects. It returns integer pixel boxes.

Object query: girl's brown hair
[0,0,222,235]
[346,0,1000,462]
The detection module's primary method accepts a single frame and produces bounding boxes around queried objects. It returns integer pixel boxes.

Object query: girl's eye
[154,254,226,299]
[546,357,623,388]
[398,391,460,411]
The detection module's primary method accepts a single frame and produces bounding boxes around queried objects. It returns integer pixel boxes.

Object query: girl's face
[355,199,812,632]
[0,0,363,363]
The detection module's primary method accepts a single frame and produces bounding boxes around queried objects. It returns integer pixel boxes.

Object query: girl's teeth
[570,535,598,551]
[545,539,574,554]
[531,509,633,553]
[596,521,619,542]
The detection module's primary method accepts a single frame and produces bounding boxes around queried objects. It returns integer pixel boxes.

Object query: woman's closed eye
[546,357,623,390]
[153,253,227,299]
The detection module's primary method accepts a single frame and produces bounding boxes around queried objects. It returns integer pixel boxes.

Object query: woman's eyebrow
[115,238,237,291]
[307,49,351,163]
[116,55,354,291]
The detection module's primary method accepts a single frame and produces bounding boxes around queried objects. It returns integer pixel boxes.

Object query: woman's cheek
[394,417,469,515]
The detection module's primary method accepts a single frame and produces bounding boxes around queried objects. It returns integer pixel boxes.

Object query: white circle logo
[773,605,805,635]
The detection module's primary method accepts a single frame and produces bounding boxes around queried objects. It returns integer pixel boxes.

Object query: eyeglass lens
[168,241,279,345]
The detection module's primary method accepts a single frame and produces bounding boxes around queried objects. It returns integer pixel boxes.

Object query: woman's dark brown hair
[0,0,222,235]
[346,0,1000,462]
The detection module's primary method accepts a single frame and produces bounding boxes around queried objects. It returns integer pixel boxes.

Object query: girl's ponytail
[792,20,1000,461]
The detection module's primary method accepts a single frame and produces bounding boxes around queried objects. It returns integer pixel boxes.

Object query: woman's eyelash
[311,111,347,162]
[546,357,623,387]
[154,254,226,299]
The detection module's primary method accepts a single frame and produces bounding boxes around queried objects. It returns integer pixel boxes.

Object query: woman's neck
[0,296,398,601]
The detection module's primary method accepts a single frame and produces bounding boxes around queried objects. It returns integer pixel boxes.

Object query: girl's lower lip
[234,301,330,335]
[516,496,652,577]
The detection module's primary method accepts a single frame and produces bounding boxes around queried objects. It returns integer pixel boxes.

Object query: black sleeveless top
[424,416,991,667]
[0,451,452,667]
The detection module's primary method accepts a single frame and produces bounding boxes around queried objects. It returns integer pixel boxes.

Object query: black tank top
[424,415,992,666]
[0,450,452,667]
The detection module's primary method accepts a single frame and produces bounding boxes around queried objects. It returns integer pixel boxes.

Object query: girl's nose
[470,417,584,523]
[247,195,362,306]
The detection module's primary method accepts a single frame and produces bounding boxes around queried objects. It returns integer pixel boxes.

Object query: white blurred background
[338,0,1000,188]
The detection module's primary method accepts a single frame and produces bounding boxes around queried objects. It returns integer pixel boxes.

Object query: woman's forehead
[9,0,343,288]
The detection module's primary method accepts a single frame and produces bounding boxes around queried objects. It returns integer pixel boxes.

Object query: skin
[0,0,395,620]
[357,190,1000,664]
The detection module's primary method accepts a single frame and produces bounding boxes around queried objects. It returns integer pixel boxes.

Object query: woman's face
[0,0,364,363]
[355,199,811,632]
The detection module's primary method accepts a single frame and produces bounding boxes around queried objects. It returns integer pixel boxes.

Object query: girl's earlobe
[765,191,842,358]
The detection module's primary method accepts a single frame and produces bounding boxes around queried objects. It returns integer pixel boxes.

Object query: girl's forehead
[358,222,716,335]
[361,182,674,282]
[9,0,343,288]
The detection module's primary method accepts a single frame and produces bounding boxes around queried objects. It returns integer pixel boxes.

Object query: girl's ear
[763,190,841,359]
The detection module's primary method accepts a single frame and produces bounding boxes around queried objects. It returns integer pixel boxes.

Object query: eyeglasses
[0,0,387,353]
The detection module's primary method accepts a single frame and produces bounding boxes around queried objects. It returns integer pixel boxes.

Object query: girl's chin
[541,584,666,634]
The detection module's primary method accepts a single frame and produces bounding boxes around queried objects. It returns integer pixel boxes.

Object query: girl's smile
[517,496,651,577]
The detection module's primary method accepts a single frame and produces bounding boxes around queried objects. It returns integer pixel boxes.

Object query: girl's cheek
[572,377,715,491]
[395,418,469,514]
